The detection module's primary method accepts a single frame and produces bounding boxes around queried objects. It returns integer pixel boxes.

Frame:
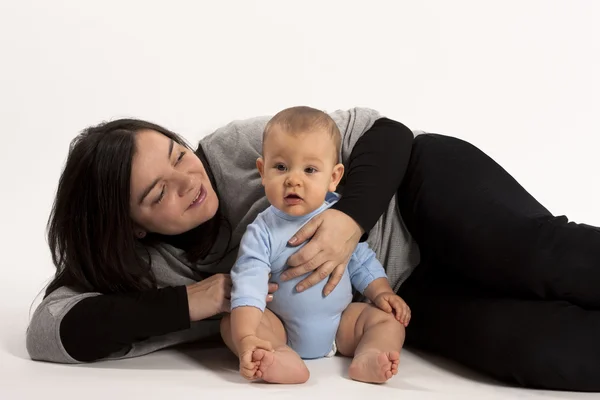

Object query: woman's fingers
[283,245,323,279]
[294,260,336,292]
[268,282,278,293]
[323,264,346,296]
[287,215,321,247]
[282,249,327,281]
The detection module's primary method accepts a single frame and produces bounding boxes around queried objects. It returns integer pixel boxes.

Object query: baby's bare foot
[253,347,309,384]
[348,350,400,383]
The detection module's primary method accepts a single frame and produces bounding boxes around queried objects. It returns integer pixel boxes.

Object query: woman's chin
[196,201,220,226]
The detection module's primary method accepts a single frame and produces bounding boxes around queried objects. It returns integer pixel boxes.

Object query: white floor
[1,1,598,400]
[2,326,596,400]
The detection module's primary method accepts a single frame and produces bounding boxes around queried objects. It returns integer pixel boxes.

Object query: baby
[221,106,410,384]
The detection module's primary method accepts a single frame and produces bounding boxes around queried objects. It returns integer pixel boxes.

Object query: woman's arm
[28,275,275,363]
[331,117,413,238]
[284,115,414,294]
[59,286,191,362]
[27,285,193,363]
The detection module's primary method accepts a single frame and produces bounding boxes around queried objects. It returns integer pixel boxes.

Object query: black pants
[396,134,600,392]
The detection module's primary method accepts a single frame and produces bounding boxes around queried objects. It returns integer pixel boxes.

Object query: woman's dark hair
[45,119,227,297]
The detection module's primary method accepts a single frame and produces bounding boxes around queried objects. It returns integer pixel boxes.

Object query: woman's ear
[132,224,147,239]
[328,163,345,192]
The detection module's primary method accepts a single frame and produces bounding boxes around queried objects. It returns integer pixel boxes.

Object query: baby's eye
[275,164,287,172]
[305,167,317,174]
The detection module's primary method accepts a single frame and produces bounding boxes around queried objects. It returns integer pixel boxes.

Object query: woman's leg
[398,134,600,308]
[395,133,600,390]
[398,265,600,391]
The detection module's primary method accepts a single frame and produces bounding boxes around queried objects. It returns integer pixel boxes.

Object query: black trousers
[396,134,600,392]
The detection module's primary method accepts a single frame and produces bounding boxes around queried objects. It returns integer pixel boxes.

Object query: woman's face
[129,130,219,235]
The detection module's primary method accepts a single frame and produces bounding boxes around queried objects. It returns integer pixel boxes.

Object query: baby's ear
[256,157,266,185]
[328,163,345,192]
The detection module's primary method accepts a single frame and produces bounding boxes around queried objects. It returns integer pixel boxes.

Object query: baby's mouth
[284,193,303,205]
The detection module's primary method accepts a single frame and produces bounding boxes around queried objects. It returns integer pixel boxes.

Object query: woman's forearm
[60,286,191,362]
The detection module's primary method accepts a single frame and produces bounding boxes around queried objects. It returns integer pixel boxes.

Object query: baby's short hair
[263,106,341,162]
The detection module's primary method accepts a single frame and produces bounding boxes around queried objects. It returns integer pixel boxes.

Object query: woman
[27,108,600,391]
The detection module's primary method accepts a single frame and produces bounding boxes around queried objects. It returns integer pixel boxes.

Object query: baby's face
[257,128,343,216]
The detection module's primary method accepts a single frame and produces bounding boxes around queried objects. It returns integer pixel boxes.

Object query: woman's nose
[175,172,194,196]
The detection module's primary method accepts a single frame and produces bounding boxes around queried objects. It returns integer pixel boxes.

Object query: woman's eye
[154,186,166,204]
[176,151,186,165]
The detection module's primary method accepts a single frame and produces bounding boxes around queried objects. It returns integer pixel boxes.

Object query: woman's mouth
[284,193,303,205]
[189,185,207,209]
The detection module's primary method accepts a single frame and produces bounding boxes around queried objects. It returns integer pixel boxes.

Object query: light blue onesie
[230,192,388,359]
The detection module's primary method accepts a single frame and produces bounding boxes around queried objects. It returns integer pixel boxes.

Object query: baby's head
[257,106,344,216]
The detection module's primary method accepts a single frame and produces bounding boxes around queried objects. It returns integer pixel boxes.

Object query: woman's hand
[186,274,231,322]
[283,209,363,296]
[187,274,278,322]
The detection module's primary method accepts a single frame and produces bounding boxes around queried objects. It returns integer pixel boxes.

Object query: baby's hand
[373,292,411,327]
[238,335,273,380]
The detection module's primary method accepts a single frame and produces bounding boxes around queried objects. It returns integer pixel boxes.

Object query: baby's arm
[348,243,411,325]
[230,219,272,350]
[347,242,389,295]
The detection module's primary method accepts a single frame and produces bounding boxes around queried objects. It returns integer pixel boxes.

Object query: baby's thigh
[335,303,370,356]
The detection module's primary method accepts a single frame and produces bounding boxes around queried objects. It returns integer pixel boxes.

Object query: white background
[0,1,598,399]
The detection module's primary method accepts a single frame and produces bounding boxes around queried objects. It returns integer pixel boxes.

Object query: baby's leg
[336,303,405,383]
[220,309,309,384]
